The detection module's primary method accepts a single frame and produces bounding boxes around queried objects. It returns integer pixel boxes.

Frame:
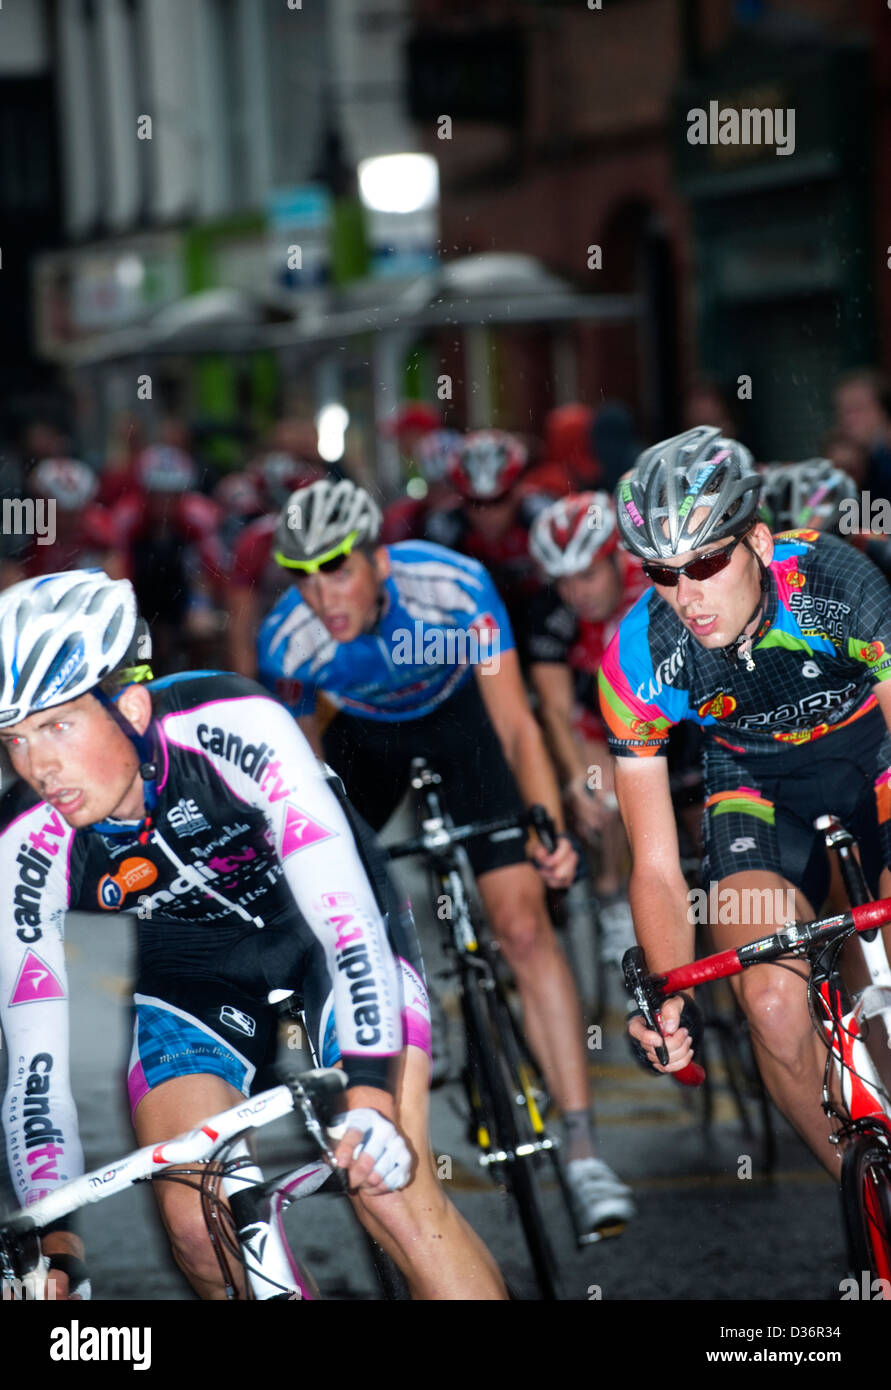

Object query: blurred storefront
[675,26,873,460]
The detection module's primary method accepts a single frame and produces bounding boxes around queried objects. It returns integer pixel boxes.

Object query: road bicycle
[386,757,605,1302]
[0,1066,396,1301]
[623,814,891,1294]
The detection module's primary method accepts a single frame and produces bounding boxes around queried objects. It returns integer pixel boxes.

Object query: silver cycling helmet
[616,426,761,560]
[274,478,382,569]
[529,491,618,578]
[759,459,858,534]
[0,570,144,729]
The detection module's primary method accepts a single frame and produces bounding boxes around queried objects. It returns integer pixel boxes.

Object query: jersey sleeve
[835,537,891,683]
[0,795,83,1212]
[466,560,516,662]
[160,689,403,1092]
[256,600,322,718]
[597,596,680,758]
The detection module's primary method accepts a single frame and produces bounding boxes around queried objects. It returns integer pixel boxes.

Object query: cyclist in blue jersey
[598,427,891,1176]
[257,478,636,1235]
[0,570,507,1299]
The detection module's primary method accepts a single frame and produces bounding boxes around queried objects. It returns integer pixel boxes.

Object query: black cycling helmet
[617,426,761,560]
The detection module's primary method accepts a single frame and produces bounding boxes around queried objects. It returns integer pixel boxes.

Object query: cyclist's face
[557,555,621,622]
[0,694,143,827]
[651,522,773,649]
[292,549,386,642]
[467,493,516,542]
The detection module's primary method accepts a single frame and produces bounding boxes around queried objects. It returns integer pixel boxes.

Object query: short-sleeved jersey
[256,540,515,722]
[598,531,891,759]
[0,672,403,1210]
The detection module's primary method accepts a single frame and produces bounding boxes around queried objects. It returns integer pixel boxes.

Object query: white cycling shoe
[566,1157,636,1238]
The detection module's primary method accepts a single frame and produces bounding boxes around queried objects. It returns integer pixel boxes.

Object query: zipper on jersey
[149,825,266,930]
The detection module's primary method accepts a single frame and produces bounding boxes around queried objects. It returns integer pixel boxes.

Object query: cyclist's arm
[0,804,86,1288]
[872,678,891,734]
[614,756,693,975]
[474,649,566,832]
[528,661,589,786]
[225,584,261,679]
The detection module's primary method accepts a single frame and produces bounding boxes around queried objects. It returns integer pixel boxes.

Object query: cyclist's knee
[736,972,809,1062]
[157,1181,222,1286]
[489,902,551,963]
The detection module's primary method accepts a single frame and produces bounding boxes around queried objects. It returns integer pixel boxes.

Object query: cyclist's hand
[329,1109,413,1194]
[531,832,578,890]
[628,995,695,1075]
[567,776,608,837]
[42,1231,88,1300]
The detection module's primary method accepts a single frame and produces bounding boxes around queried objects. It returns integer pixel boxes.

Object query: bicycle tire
[460,961,564,1300]
[559,884,604,1024]
[485,972,583,1241]
[840,1131,891,1294]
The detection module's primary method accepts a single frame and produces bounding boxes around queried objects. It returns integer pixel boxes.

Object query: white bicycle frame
[829,931,891,1125]
[1,1069,347,1301]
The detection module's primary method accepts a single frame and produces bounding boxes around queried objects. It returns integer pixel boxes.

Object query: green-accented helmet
[274,479,382,572]
[616,426,761,560]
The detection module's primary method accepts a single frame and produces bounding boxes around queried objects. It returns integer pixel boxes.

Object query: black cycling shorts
[701,704,891,912]
[322,678,528,876]
[128,792,430,1112]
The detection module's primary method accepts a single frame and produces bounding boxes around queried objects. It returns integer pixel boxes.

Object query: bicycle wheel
[556,882,604,1024]
[841,1131,891,1294]
[460,961,564,1300]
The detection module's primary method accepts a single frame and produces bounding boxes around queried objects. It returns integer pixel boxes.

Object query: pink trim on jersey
[772,553,805,611]
[402,1007,432,1057]
[156,722,171,791]
[127,1059,150,1117]
[158,732,254,807]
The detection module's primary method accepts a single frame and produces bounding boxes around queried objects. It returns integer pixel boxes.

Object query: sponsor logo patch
[219,1005,256,1038]
[9,949,66,1006]
[167,797,210,837]
[698,692,738,720]
[97,856,158,909]
[281,802,336,858]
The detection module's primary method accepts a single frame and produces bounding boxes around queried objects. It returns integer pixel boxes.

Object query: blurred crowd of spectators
[2,364,889,680]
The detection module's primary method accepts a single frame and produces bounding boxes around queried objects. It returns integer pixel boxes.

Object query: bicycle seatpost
[815,814,876,936]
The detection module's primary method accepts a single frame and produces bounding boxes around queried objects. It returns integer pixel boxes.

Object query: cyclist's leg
[708,869,843,1176]
[133,1072,247,1299]
[701,766,845,1174]
[346,1043,507,1300]
[477,861,588,1117]
[127,979,276,1298]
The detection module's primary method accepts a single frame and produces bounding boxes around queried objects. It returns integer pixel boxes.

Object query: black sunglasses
[642,532,748,587]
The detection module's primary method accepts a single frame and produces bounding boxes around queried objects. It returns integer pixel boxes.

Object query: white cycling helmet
[0,570,142,728]
[274,478,382,570]
[529,492,618,578]
[30,458,98,510]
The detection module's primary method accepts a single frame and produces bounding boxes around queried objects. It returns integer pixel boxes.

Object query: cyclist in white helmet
[0,569,507,1299]
[527,493,649,964]
[258,477,637,1238]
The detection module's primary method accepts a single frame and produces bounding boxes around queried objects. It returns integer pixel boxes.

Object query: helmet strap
[89,687,158,836]
[720,538,770,672]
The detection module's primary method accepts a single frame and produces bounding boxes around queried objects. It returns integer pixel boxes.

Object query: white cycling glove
[328,1109,412,1191]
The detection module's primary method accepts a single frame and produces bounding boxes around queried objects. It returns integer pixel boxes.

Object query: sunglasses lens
[644,564,678,586]
[643,540,736,587]
[684,548,733,581]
